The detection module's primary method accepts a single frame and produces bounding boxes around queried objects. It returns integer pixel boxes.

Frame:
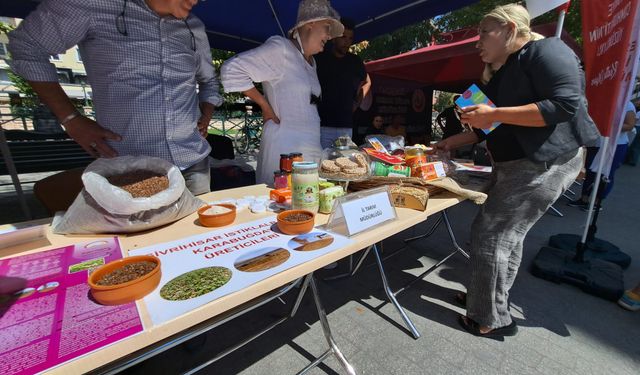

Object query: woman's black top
[473,37,599,162]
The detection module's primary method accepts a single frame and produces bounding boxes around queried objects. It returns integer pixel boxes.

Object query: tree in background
[353,0,582,62]
[0,21,38,110]
[434,91,455,113]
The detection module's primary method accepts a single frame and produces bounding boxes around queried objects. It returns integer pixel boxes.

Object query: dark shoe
[566,199,588,209]
[458,315,518,338]
[454,292,467,307]
[567,199,602,212]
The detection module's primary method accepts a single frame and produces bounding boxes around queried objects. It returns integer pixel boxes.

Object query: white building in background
[0,17,92,107]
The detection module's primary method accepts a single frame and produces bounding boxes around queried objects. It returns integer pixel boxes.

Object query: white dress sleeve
[221,36,288,93]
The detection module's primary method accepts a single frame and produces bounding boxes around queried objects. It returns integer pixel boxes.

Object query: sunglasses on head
[116,0,196,51]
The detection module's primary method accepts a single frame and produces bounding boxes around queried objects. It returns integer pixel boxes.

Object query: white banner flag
[526,0,569,18]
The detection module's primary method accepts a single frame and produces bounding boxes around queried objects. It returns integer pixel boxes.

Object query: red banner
[582,0,639,137]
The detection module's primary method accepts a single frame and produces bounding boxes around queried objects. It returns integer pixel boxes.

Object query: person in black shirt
[435,94,464,139]
[316,18,370,148]
[433,4,598,338]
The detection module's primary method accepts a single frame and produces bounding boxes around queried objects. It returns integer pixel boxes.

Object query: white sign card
[325,186,397,237]
[526,0,568,19]
[128,216,352,326]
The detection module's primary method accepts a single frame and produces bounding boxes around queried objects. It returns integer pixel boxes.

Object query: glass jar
[405,147,427,177]
[292,162,319,212]
[290,152,303,163]
[273,171,288,189]
[279,154,292,173]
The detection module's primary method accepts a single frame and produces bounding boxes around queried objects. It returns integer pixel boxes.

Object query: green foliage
[354,0,584,62]
[432,0,514,33]
[210,48,248,105]
[434,91,456,113]
[356,20,437,62]
[534,1,582,45]
[0,21,39,109]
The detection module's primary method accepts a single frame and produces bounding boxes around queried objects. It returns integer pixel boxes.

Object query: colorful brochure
[455,84,501,134]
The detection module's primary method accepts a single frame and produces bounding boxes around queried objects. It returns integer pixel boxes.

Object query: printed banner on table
[129,217,352,326]
[0,238,143,375]
[583,0,640,175]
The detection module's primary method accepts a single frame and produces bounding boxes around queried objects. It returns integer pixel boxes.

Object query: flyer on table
[129,216,352,326]
[0,238,143,375]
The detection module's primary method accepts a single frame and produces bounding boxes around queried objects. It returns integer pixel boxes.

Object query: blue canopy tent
[0,0,477,220]
[1,0,477,51]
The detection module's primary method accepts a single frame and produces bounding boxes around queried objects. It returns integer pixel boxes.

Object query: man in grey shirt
[8,0,223,195]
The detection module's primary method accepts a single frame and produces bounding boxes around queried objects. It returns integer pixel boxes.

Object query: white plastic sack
[52,156,204,234]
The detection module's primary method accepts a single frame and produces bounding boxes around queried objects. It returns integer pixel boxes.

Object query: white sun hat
[288,0,344,39]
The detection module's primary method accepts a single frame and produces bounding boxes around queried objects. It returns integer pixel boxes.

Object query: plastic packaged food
[319,186,345,214]
[319,137,371,181]
[270,188,292,203]
[372,162,411,177]
[319,181,336,190]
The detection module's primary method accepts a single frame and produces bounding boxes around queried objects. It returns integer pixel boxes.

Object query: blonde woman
[434,4,599,337]
[221,0,343,184]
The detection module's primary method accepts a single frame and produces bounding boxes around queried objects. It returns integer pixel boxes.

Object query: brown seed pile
[108,170,169,198]
[96,261,157,286]
[283,212,313,222]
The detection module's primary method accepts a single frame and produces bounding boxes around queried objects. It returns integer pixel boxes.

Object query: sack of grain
[52,156,203,234]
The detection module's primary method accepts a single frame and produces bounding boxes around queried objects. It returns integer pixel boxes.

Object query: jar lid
[290,152,303,157]
[292,161,317,170]
[280,154,290,158]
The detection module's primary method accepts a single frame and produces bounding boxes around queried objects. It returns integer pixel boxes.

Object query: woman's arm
[433,131,480,152]
[243,87,280,124]
[460,103,545,130]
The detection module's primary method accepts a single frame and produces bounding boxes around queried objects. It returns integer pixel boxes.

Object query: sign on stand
[325,186,397,237]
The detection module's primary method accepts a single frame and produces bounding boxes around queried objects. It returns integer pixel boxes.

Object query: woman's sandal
[454,292,467,307]
[457,315,518,338]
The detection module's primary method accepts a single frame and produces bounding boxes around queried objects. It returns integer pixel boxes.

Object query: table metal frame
[327,209,469,339]
[90,273,354,375]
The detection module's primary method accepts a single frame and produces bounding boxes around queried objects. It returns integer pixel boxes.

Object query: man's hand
[261,103,280,125]
[460,104,497,130]
[65,116,122,158]
[198,102,215,137]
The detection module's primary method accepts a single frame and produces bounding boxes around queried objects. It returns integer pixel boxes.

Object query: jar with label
[292,162,319,212]
[404,147,427,177]
[280,154,293,173]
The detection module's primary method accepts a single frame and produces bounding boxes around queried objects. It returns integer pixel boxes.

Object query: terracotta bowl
[276,210,315,235]
[198,204,237,227]
[88,255,161,306]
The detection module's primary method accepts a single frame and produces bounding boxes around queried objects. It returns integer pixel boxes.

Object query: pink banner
[0,238,143,375]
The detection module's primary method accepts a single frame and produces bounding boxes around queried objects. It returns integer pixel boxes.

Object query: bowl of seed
[88,255,161,305]
[276,210,315,235]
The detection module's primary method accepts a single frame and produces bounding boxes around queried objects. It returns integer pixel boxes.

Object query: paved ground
[1,162,638,375]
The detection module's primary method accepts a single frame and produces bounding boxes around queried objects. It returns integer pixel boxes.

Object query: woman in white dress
[221,0,344,184]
